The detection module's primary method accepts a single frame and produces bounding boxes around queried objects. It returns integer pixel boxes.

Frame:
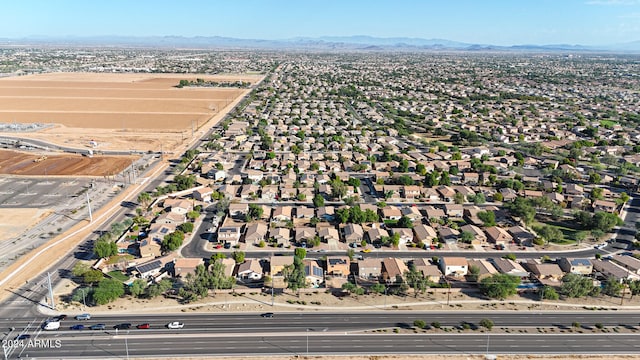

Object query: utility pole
[86,192,93,223]
[47,272,55,309]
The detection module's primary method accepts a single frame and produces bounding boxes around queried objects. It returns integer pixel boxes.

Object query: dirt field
[0,208,52,242]
[0,72,261,152]
[0,149,136,176]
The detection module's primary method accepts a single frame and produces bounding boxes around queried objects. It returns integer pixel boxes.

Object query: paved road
[7,333,640,358]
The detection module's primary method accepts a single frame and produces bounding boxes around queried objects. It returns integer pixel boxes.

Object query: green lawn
[107,270,130,282]
[532,220,580,245]
[599,119,617,128]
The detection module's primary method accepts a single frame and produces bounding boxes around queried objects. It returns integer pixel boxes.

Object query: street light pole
[81,288,86,310]
[306,328,309,357]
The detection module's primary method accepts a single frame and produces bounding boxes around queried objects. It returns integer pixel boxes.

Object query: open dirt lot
[0,208,51,242]
[0,149,136,176]
[0,72,261,152]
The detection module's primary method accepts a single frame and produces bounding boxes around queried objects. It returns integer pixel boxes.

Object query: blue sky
[1,0,639,45]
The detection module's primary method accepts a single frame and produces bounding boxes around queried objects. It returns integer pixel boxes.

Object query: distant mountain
[0,34,639,52]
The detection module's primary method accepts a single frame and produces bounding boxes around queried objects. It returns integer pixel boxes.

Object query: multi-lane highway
[3,312,640,358]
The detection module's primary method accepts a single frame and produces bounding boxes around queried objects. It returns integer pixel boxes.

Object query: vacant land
[0,208,51,242]
[0,72,261,152]
[0,149,135,176]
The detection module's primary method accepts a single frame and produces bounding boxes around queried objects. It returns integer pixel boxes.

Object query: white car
[167,321,184,329]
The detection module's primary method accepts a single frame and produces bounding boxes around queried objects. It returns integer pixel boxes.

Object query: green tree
[477,211,496,227]
[591,211,623,232]
[560,273,596,298]
[83,269,104,284]
[72,262,91,278]
[591,187,604,201]
[541,286,559,300]
[178,222,194,233]
[413,320,427,329]
[535,225,564,244]
[330,179,347,200]
[130,279,148,298]
[454,192,465,204]
[294,247,307,259]
[313,193,325,208]
[233,251,246,264]
[370,283,386,294]
[284,257,306,291]
[460,231,475,244]
[186,210,200,221]
[467,265,480,282]
[479,274,520,299]
[602,277,624,297]
[440,171,451,186]
[173,174,196,191]
[137,192,152,209]
[397,216,413,229]
[161,230,185,252]
[94,239,117,258]
[92,278,125,305]
[246,204,264,222]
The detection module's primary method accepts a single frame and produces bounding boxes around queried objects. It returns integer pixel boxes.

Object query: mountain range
[0,35,639,52]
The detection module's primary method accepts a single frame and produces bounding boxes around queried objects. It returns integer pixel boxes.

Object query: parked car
[361,249,371,253]
[90,324,106,330]
[223,242,231,249]
[113,323,132,330]
[167,322,184,329]
[136,323,151,329]
[70,324,85,330]
[75,313,91,320]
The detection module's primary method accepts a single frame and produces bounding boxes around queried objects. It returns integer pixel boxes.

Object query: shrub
[431,321,441,329]
[413,320,427,329]
[480,318,494,330]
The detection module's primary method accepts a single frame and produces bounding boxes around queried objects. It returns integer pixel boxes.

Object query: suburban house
[413,223,438,245]
[358,258,382,281]
[318,226,340,243]
[459,224,486,245]
[343,223,364,244]
[228,203,249,219]
[163,198,193,215]
[269,227,291,247]
[467,259,499,281]
[218,226,242,244]
[244,222,268,244]
[366,225,389,244]
[485,226,513,247]
[135,259,165,280]
[592,199,617,213]
[381,206,402,220]
[412,258,442,283]
[401,206,422,221]
[269,255,294,277]
[138,238,161,259]
[490,258,529,279]
[558,258,593,275]
[525,261,565,284]
[423,206,446,220]
[147,223,177,244]
[610,254,640,275]
[507,226,535,246]
[272,206,293,222]
[295,227,316,243]
[444,204,463,218]
[172,258,204,278]
[236,259,264,281]
[303,259,324,287]
[592,259,637,282]
[193,187,213,202]
[438,227,460,244]
[391,228,414,245]
[381,257,409,284]
[326,256,350,277]
[155,211,185,225]
[439,257,468,277]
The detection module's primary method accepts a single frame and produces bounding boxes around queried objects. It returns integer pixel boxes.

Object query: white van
[43,320,60,331]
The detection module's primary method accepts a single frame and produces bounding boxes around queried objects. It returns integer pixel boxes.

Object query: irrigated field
[0,72,260,152]
[0,149,136,176]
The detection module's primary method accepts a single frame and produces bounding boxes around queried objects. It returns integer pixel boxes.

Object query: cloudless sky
[1,0,639,45]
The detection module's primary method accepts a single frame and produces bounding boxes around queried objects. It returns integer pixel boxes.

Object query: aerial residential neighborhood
[1,2,640,357]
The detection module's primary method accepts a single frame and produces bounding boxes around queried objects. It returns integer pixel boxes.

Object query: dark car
[90,324,106,330]
[54,314,67,321]
[136,323,150,329]
[260,312,274,318]
[14,334,31,340]
[113,323,132,330]
[70,324,85,330]
[223,242,231,249]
